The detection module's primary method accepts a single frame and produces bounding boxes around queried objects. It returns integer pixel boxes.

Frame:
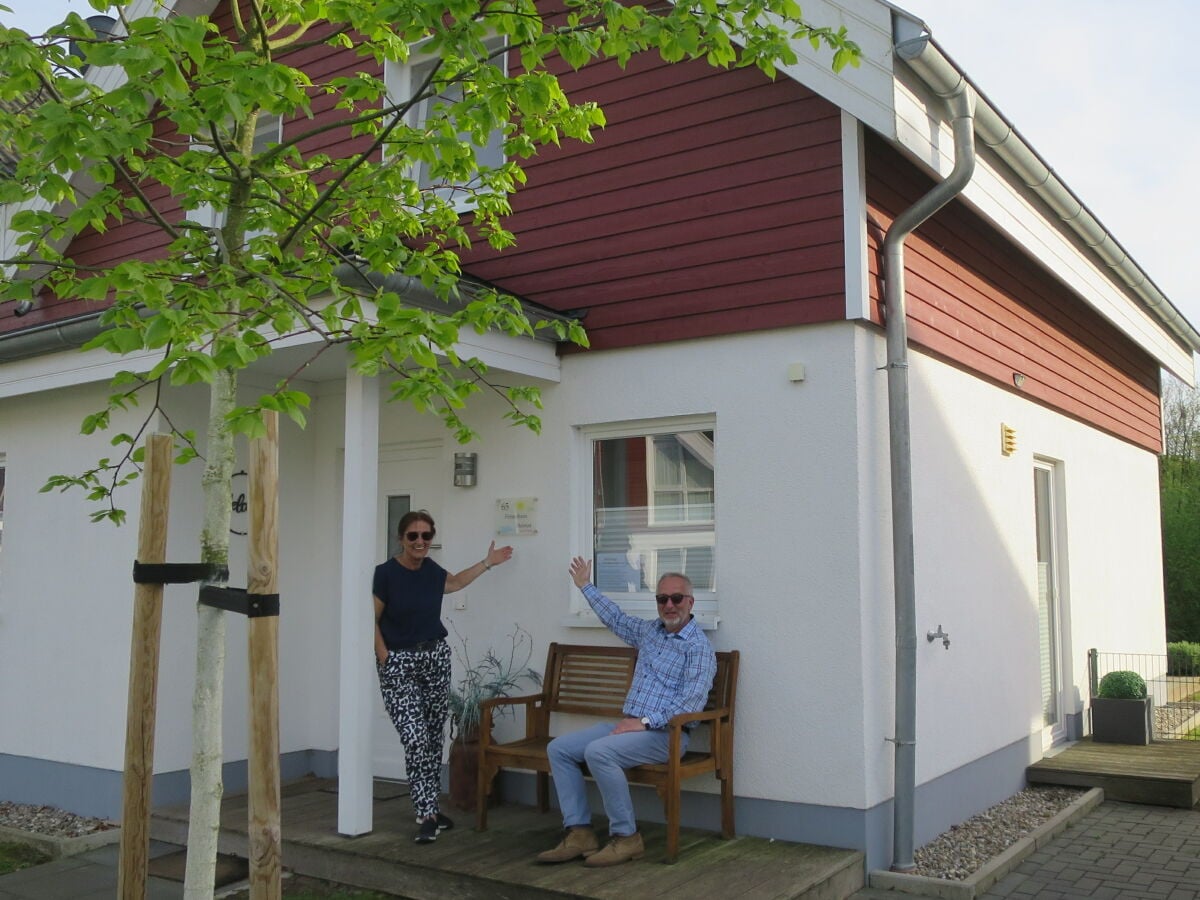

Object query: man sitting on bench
[536,557,717,868]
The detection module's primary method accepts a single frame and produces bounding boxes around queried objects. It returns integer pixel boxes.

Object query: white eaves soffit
[884,11,1197,384]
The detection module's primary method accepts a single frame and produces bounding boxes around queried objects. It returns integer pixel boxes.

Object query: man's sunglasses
[655,593,692,606]
[405,531,435,542]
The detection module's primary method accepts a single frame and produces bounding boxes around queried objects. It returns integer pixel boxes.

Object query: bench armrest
[666,706,730,729]
[664,706,732,759]
[479,692,547,748]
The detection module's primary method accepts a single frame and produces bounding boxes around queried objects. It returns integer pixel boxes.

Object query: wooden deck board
[1027,738,1200,808]
[150,777,865,899]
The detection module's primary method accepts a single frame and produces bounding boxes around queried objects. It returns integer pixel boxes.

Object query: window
[578,418,716,619]
[384,39,507,205]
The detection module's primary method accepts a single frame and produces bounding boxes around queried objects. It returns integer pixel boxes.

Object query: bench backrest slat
[543,641,736,723]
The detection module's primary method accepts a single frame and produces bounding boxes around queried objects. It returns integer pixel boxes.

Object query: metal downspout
[883,50,976,872]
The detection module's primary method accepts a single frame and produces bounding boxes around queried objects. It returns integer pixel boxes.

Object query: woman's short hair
[397,509,436,537]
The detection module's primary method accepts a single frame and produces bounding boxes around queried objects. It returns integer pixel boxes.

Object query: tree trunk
[184,368,237,898]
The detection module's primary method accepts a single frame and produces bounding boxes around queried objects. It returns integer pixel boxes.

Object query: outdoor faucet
[927,625,950,650]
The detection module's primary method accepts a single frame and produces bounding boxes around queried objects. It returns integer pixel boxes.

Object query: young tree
[0,0,858,893]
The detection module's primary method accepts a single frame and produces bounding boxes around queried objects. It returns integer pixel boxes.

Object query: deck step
[1027,738,1200,808]
[150,778,866,899]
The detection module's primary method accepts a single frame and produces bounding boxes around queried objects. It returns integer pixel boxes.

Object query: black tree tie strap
[199,586,280,618]
[133,562,227,585]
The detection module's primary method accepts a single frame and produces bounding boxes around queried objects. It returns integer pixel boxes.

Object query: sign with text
[496,497,538,535]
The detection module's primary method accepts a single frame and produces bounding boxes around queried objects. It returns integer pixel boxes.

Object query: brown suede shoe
[536,826,600,863]
[582,832,644,867]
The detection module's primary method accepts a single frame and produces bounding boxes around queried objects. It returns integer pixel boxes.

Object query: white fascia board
[0,318,560,401]
[768,0,899,141]
[841,110,869,321]
[892,75,1195,383]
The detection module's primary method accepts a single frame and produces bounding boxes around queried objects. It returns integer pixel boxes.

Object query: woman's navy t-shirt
[373,557,449,649]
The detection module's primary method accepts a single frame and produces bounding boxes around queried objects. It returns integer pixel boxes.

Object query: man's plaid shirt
[581,583,717,730]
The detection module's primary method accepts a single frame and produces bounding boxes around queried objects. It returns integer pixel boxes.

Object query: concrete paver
[0,841,183,899]
[979,801,1200,900]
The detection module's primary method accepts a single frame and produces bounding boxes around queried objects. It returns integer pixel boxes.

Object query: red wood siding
[7,6,846,350]
[461,53,846,350]
[864,132,1162,453]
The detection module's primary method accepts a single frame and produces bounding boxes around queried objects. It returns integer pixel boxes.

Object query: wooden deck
[149,778,865,899]
[1027,738,1200,808]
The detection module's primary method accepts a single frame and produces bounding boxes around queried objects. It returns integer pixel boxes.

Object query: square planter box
[1091,696,1153,744]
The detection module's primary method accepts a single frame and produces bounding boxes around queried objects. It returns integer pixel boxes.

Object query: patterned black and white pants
[376,640,451,819]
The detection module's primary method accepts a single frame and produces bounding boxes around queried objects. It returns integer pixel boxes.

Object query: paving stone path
[981,801,1200,900]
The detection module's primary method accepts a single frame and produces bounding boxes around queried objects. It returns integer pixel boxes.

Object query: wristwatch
[640,717,651,730]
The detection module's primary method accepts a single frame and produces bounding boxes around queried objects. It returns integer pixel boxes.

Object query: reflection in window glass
[592,430,714,594]
[407,40,507,198]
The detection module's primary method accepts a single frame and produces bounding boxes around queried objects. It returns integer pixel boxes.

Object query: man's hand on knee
[610,716,647,735]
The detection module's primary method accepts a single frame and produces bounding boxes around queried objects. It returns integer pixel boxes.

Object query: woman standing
[373,509,513,843]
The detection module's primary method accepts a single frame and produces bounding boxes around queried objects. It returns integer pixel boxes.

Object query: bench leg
[477,763,496,831]
[537,771,550,813]
[720,773,735,839]
[661,781,681,864]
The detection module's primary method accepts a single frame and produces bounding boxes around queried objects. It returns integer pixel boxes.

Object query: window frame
[382,37,509,210]
[571,415,718,626]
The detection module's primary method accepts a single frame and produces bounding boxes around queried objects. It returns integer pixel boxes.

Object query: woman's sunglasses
[405,531,434,542]
[655,593,692,606]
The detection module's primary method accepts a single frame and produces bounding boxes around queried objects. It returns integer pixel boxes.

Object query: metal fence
[1088,648,1200,741]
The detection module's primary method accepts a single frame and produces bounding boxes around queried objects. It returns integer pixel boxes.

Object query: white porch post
[337,368,380,835]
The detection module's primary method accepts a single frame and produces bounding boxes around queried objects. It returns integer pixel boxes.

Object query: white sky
[5,0,1199,345]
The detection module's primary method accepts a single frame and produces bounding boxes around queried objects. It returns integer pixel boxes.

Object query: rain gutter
[893,11,1200,357]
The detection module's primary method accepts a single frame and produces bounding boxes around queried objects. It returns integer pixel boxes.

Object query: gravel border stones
[869,786,1104,899]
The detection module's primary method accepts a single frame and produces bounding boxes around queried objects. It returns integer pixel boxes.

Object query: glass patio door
[1034,461,1067,746]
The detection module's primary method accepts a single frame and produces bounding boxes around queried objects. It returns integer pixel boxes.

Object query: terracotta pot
[448,731,490,811]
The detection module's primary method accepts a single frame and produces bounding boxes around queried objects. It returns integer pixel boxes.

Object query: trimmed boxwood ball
[1097,670,1147,699]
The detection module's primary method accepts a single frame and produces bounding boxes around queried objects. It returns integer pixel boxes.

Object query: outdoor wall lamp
[453,452,477,487]
[1013,372,1027,389]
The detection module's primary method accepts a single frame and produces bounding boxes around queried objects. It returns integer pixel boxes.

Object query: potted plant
[447,627,542,811]
[1091,670,1153,744]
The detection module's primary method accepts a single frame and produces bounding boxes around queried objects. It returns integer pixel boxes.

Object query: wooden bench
[476,641,739,863]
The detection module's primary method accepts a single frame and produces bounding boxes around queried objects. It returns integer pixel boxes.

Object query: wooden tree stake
[117,433,173,899]
[248,412,281,899]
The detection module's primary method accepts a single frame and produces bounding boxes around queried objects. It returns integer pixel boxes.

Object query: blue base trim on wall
[493,731,1035,871]
[1,732,1035,871]
[0,749,338,822]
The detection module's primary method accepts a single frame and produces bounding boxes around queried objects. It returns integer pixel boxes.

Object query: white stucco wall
[855,333,1167,808]
[0,319,1169,824]
[0,376,323,773]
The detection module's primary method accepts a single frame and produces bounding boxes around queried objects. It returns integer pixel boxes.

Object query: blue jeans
[546,721,689,836]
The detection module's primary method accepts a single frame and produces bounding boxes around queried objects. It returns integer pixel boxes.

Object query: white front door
[371,439,445,780]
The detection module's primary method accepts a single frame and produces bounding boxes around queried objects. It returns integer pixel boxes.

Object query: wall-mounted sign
[496,497,537,536]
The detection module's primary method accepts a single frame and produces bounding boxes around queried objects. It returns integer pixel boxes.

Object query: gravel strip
[912,785,1086,880]
[0,801,116,838]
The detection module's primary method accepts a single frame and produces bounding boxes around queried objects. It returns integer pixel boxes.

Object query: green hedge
[1167,641,1200,676]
